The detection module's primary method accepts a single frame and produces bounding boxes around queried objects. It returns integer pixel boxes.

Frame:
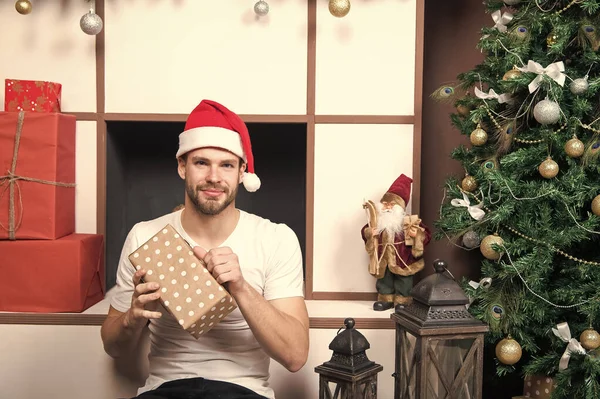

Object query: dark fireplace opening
[105,121,307,291]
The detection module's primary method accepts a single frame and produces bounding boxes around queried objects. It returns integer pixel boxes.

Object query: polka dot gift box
[520,374,556,399]
[128,224,237,339]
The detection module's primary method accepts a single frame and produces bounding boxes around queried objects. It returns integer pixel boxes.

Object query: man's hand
[193,246,246,295]
[123,268,162,329]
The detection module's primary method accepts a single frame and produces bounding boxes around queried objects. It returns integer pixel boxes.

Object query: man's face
[177,147,245,216]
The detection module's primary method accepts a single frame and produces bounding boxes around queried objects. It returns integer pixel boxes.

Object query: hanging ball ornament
[15,0,32,15]
[533,99,561,125]
[539,157,559,179]
[462,231,481,249]
[80,9,104,35]
[254,1,269,16]
[461,175,478,192]
[480,234,504,260]
[503,67,522,81]
[456,104,471,117]
[329,0,351,18]
[565,136,585,158]
[496,336,522,365]
[580,329,600,350]
[570,77,589,95]
[546,31,559,46]
[470,127,488,146]
[591,194,600,216]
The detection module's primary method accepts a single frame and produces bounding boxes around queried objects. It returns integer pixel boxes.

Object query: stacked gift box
[0,79,105,313]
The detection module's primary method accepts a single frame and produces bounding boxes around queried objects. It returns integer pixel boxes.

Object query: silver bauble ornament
[254,1,269,16]
[503,0,521,5]
[80,10,103,35]
[462,231,481,249]
[533,99,561,125]
[570,77,589,95]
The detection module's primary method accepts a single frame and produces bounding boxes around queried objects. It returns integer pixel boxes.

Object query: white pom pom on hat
[176,99,261,192]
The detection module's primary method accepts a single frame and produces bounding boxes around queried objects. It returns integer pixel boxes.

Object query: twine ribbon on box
[0,111,76,240]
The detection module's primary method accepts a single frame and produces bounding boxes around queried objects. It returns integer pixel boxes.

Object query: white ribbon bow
[552,322,587,371]
[475,87,513,104]
[491,10,513,33]
[517,60,566,93]
[451,192,486,221]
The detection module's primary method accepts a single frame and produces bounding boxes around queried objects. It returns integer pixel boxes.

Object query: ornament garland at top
[14,0,105,36]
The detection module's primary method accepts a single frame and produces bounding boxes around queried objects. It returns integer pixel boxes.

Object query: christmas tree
[432,1,600,398]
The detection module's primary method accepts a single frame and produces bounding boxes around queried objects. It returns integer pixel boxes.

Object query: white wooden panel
[0,324,395,399]
[0,2,97,112]
[315,0,417,115]
[313,124,414,293]
[75,121,97,234]
[105,0,307,115]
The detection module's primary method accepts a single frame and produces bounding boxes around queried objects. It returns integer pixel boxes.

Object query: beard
[186,180,238,216]
[376,202,405,236]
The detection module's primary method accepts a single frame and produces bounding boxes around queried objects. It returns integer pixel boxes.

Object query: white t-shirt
[110,209,305,399]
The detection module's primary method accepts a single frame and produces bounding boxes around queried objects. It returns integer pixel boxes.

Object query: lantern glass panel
[425,338,475,399]
[397,329,417,398]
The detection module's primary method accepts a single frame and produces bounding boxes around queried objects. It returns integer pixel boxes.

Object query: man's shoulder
[240,210,298,242]
[128,211,182,243]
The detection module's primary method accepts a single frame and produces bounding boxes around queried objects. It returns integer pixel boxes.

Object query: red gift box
[0,111,76,240]
[0,233,105,313]
[4,79,62,113]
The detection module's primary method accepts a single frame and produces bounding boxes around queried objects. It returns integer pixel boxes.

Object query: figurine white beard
[375,202,405,236]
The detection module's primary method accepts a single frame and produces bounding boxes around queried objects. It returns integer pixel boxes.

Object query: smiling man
[101,100,309,399]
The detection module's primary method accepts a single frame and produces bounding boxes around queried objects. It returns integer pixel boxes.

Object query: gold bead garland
[555,0,580,15]
[459,188,600,266]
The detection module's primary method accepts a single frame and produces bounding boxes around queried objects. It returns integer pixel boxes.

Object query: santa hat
[381,174,412,208]
[176,99,261,192]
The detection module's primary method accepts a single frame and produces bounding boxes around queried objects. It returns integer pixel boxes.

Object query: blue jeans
[133,377,268,399]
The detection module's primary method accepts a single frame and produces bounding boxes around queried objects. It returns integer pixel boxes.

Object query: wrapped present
[0,111,76,240]
[523,374,556,399]
[128,224,237,338]
[0,233,105,313]
[4,79,62,113]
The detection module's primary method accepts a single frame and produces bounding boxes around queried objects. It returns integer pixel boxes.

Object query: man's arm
[100,269,162,358]
[193,239,310,373]
[230,283,309,372]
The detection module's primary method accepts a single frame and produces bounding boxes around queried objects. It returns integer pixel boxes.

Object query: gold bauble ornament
[503,68,522,81]
[461,175,478,192]
[328,0,351,17]
[539,157,559,179]
[565,137,585,158]
[470,127,488,146]
[456,104,471,117]
[495,337,522,365]
[15,0,32,15]
[580,329,600,350]
[480,234,504,260]
[592,195,600,216]
[546,31,558,46]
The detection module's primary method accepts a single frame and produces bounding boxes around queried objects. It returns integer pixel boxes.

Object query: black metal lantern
[392,259,489,399]
[315,317,383,398]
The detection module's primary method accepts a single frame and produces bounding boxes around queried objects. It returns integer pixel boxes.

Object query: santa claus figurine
[361,174,431,312]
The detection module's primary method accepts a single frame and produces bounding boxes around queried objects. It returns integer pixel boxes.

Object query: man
[361,174,431,312]
[101,99,310,399]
